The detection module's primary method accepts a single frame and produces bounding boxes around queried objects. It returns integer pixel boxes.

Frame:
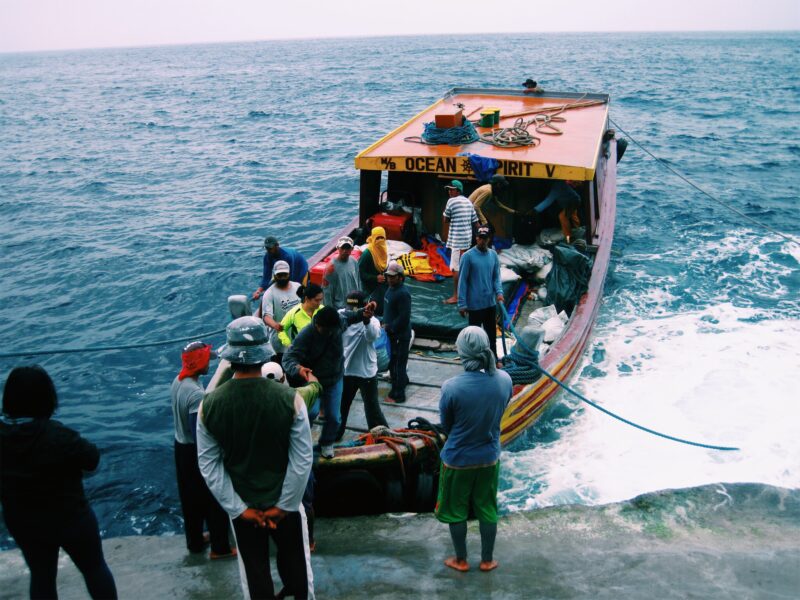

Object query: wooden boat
[213,87,619,516]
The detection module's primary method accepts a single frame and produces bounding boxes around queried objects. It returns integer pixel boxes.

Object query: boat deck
[311,351,463,447]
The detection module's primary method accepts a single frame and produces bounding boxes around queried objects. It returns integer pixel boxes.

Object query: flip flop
[210,548,238,560]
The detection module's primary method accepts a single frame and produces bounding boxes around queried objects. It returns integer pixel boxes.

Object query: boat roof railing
[355,88,611,181]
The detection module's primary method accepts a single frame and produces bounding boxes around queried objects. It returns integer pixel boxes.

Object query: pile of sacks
[498,243,553,283]
[521,304,569,356]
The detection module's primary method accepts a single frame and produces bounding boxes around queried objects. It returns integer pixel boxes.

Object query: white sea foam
[500,303,800,512]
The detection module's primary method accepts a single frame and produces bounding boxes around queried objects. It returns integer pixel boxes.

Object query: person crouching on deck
[382,260,412,404]
[170,341,236,559]
[336,291,388,441]
[436,326,513,573]
[197,317,315,599]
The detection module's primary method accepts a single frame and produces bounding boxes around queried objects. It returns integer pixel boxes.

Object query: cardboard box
[434,109,463,129]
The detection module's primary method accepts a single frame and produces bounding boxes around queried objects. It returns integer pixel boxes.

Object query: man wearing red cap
[170,341,235,559]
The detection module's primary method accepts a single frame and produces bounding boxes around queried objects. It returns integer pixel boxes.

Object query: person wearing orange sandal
[170,341,236,559]
[435,327,512,573]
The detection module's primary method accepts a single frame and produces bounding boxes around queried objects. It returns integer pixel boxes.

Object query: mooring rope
[610,117,798,248]
[497,304,739,451]
[0,327,228,359]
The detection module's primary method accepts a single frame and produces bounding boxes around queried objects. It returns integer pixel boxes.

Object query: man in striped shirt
[442,180,478,304]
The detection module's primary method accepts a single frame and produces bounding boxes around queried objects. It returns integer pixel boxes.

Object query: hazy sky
[2,0,798,53]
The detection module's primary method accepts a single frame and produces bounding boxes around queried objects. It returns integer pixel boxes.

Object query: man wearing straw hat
[197,317,315,599]
[436,326,512,573]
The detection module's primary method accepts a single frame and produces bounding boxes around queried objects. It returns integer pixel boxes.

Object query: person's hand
[496,294,505,304]
[459,308,467,318]
[252,288,263,300]
[377,274,386,283]
[298,366,312,382]
[240,508,268,528]
[261,507,287,529]
[274,323,283,332]
[363,301,377,318]
[307,372,319,384]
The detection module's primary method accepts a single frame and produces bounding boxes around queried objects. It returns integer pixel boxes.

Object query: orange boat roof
[355,88,610,181]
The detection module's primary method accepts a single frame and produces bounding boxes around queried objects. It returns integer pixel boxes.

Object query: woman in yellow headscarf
[359,226,389,315]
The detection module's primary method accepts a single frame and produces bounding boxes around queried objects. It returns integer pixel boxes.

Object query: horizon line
[2,28,798,56]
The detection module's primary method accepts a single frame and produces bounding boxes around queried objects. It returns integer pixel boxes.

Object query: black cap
[264,236,279,249]
[346,290,368,308]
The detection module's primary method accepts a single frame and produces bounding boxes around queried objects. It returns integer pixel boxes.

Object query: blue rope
[498,304,739,452]
[0,327,228,359]
[413,120,480,146]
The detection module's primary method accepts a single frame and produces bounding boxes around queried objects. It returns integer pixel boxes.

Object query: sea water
[0,32,798,547]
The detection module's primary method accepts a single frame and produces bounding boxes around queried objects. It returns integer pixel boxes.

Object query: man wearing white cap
[322,236,361,310]
[260,260,301,363]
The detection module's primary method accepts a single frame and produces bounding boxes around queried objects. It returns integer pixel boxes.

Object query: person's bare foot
[444,557,469,572]
[443,297,458,304]
[210,547,238,560]
[479,560,498,572]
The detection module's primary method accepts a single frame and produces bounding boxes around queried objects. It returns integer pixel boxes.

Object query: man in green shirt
[198,316,315,599]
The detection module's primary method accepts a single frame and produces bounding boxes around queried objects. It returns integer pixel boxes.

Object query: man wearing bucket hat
[170,341,236,559]
[197,317,315,599]
[436,326,513,573]
[322,236,361,310]
[442,180,479,305]
[382,260,412,404]
[252,236,309,301]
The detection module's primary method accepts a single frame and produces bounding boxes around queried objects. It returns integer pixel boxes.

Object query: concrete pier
[2,483,798,599]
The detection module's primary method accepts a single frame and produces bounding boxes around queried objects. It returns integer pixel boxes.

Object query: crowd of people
[1,177,580,597]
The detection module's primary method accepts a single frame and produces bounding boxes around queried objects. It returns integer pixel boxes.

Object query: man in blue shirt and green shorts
[436,326,513,572]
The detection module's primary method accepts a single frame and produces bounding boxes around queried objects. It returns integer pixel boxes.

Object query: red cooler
[367,211,414,242]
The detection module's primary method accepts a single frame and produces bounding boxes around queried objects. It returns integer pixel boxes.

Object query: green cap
[444,180,463,192]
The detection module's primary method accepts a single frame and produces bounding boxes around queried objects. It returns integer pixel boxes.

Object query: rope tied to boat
[356,419,446,482]
[609,117,799,248]
[0,327,228,359]
[497,304,740,452]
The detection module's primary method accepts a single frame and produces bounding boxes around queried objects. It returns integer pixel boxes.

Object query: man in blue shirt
[457,226,504,362]
[436,326,513,573]
[253,236,309,300]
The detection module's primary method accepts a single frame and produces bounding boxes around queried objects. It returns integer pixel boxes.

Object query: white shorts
[449,248,465,271]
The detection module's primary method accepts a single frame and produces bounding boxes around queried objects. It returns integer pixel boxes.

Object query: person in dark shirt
[382,260,412,403]
[252,236,309,300]
[0,365,117,599]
